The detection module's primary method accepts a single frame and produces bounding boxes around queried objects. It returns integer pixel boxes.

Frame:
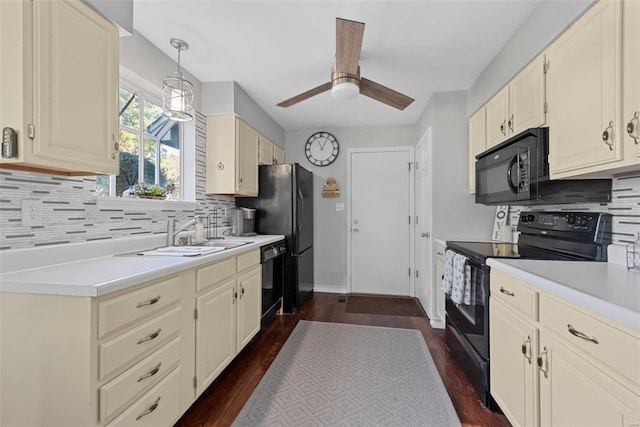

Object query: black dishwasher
[260,240,286,326]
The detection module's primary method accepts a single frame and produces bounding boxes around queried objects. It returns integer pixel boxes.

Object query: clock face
[305,132,339,166]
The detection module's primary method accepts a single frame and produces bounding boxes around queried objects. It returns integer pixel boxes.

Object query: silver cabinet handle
[500,120,507,136]
[137,328,162,345]
[508,114,514,132]
[537,346,549,378]
[137,295,161,308]
[136,397,160,420]
[240,286,245,298]
[112,134,119,159]
[521,335,532,364]
[137,362,162,382]
[499,287,515,297]
[567,324,599,344]
[352,228,359,233]
[602,121,614,151]
[627,111,640,144]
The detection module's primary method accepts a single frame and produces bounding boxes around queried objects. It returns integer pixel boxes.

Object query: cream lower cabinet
[0,0,119,176]
[490,268,640,427]
[194,250,261,395]
[433,241,446,327]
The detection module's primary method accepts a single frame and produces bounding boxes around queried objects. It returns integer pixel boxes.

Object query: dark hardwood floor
[175,292,510,427]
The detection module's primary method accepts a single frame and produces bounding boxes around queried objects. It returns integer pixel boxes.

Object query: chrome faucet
[166,215,203,246]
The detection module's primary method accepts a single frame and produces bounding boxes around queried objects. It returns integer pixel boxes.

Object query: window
[96,86,182,200]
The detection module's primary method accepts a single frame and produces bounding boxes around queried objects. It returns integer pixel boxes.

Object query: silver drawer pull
[499,287,515,297]
[137,328,162,345]
[567,324,599,344]
[521,335,532,364]
[137,362,162,382]
[136,396,160,420]
[136,295,161,308]
[537,346,549,378]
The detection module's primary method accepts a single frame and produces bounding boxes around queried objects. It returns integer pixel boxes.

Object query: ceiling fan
[277,18,414,111]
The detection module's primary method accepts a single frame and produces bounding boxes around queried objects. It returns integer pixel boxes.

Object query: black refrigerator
[236,163,313,313]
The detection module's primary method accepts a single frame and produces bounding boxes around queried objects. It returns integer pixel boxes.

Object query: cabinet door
[195,279,236,395]
[236,266,261,352]
[434,245,446,325]
[485,87,509,149]
[547,0,622,176]
[33,0,119,174]
[273,145,285,165]
[510,56,546,136]
[539,332,640,427]
[490,300,538,427]
[624,0,640,159]
[258,135,274,165]
[237,121,259,196]
[468,108,486,193]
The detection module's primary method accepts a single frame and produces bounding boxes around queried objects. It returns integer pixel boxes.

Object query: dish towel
[440,249,456,294]
[450,253,472,305]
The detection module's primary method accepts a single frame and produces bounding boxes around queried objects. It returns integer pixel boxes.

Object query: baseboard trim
[430,317,445,329]
[313,284,347,294]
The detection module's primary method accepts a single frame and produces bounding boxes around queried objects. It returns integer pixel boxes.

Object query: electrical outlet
[22,200,42,226]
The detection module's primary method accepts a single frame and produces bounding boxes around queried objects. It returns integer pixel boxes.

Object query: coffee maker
[230,207,257,236]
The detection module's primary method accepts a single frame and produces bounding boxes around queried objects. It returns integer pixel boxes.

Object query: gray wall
[467,0,595,115]
[201,82,286,146]
[85,0,133,35]
[418,91,495,242]
[285,125,417,291]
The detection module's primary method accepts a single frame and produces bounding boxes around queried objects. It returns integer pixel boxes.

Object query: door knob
[352,228,359,233]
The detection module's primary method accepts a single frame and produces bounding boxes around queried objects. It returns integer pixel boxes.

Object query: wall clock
[305,132,339,166]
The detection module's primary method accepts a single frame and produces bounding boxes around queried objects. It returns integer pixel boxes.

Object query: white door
[415,130,432,313]
[349,147,413,296]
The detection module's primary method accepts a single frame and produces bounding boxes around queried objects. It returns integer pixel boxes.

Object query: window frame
[103,80,184,200]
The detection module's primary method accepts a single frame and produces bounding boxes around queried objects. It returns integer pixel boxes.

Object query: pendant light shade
[162,38,194,122]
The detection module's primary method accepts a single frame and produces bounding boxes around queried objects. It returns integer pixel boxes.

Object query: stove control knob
[578,217,588,227]
[567,215,576,225]
[528,215,535,222]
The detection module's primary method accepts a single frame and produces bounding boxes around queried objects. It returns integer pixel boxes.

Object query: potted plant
[130,182,167,200]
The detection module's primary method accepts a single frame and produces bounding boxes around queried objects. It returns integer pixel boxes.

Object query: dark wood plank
[174,293,510,427]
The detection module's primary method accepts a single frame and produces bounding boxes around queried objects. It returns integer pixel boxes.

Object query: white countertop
[0,235,284,297]
[487,258,640,329]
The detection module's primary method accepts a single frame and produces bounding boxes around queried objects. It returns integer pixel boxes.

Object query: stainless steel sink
[188,240,253,249]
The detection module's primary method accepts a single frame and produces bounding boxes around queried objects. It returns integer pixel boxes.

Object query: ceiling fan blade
[336,18,365,75]
[360,78,414,110]
[277,82,332,107]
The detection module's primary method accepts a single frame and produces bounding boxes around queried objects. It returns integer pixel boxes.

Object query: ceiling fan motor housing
[331,66,360,100]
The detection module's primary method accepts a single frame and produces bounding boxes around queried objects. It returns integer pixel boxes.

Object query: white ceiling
[133,1,542,131]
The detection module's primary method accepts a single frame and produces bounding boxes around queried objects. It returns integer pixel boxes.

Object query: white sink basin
[130,246,226,257]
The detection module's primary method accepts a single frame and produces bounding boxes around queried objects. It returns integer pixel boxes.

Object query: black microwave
[475,128,612,205]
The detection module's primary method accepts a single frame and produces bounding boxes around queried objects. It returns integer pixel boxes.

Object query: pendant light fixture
[162,38,194,122]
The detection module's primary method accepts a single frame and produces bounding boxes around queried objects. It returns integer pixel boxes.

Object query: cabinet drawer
[540,294,640,388]
[100,337,181,422]
[491,270,538,320]
[98,276,181,338]
[196,257,236,293]
[99,307,181,380]
[105,367,182,427]
[237,249,260,273]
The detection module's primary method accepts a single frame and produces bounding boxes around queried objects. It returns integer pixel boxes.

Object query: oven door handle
[507,154,519,194]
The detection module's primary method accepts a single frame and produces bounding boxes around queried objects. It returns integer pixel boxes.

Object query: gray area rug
[232,321,461,427]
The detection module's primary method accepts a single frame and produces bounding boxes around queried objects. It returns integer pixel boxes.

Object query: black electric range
[443,211,612,410]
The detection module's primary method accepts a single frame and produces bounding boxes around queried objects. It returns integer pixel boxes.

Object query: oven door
[445,260,490,360]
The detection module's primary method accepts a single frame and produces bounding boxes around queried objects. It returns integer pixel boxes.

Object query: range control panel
[519,212,602,232]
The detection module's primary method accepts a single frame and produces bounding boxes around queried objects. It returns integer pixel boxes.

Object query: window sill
[96,196,200,211]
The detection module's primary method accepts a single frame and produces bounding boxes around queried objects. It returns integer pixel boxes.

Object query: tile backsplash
[0,112,234,250]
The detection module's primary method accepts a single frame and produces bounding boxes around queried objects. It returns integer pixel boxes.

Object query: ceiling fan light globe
[331,82,360,101]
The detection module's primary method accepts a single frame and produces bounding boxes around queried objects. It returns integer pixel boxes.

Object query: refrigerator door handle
[297,187,304,235]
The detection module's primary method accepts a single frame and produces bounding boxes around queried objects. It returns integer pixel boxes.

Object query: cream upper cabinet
[485,57,547,150]
[468,108,486,193]
[624,0,640,159]
[546,0,623,177]
[273,144,285,164]
[206,116,259,196]
[509,56,547,137]
[485,87,510,149]
[0,0,119,176]
[258,135,274,165]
